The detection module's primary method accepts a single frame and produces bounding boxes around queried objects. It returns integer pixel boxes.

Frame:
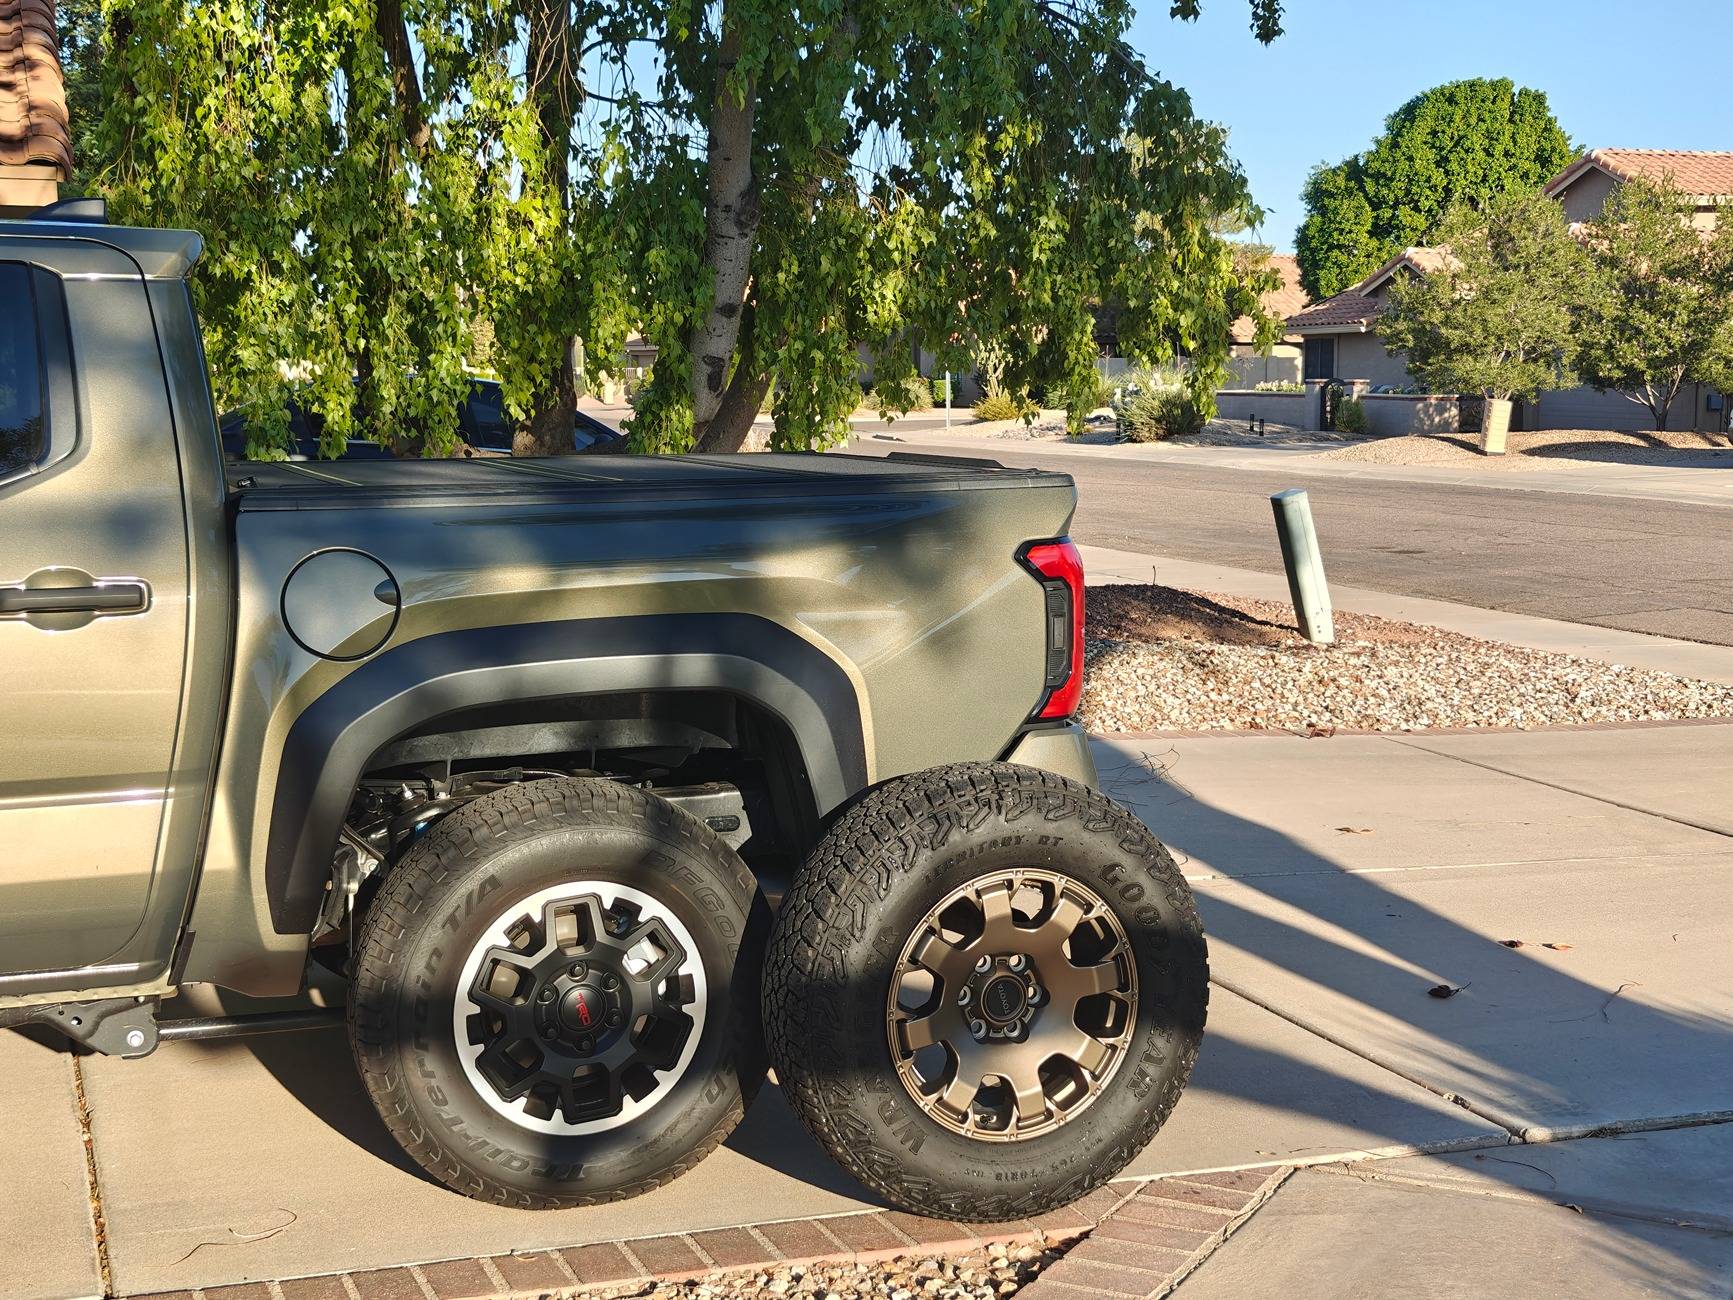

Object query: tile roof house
[1284,247,1457,389]
[1546,149,1733,232]
[1225,252,1308,386]
[1282,151,1733,431]
[0,0,69,212]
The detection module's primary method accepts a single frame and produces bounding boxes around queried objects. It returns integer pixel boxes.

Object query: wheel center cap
[559,984,605,1033]
[981,973,1029,1024]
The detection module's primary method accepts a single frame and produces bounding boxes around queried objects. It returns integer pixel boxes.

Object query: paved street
[10,721,1731,1298]
[846,431,1733,646]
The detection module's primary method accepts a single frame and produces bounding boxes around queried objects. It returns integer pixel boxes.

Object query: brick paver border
[1015,1168,1291,1299]
[127,1179,1157,1299]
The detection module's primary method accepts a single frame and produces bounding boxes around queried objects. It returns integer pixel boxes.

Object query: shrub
[1254,380,1304,393]
[973,391,1036,422]
[1334,395,1369,434]
[868,376,933,416]
[1117,386,1205,442]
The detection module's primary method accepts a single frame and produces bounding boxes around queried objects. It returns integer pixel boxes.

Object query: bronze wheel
[887,870,1136,1141]
[766,762,1207,1222]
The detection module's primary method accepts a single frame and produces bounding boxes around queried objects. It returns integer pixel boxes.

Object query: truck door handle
[0,581,150,615]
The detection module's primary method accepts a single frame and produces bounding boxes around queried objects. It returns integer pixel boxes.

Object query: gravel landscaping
[583,1244,1061,1299]
[1080,585,1733,734]
[1318,427,1733,470]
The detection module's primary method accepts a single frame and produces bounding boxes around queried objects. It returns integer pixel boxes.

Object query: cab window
[0,263,46,478]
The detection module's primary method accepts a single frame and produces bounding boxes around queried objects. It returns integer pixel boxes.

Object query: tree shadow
[1095,740,1733,1293]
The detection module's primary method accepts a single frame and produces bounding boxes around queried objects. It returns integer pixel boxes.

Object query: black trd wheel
[764,763,1206,1221]
[349,778,768,1207]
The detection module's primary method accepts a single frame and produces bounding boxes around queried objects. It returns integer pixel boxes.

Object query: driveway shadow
[1097,745,1733,1294]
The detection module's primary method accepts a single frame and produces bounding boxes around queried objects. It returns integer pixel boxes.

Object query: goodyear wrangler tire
[349,777,769,1207]
[764,762,1206,1221]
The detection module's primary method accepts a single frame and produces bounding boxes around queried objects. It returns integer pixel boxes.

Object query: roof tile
[1548,149,1733,202]
[1231,253,1308,344]
[0,0,71,177]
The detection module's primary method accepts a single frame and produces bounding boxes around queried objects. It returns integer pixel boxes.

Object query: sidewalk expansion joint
[70,1056,115,1299]
[1386,736,1733,842]
[1311,1159,1733,1235]
[1209,975,1527,1142]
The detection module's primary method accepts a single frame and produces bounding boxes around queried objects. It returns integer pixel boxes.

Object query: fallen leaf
[1335,826,1373,835]
[1427,983,1468,999]
[1561,1203,1584,1214]
[1543,942,1572,951]
[1500,939,1524,948]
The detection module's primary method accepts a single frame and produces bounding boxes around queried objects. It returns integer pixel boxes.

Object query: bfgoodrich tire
[764,763,1206,1221]
[349,777,768,1207]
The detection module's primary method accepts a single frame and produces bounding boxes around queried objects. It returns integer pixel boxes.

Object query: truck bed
[228,451,1068,509]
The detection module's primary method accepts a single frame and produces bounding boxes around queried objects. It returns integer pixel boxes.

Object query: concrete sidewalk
[7,720,1730,1299]
[1078,543,1733,686]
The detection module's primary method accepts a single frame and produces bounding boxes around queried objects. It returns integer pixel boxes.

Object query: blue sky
[1129,0,1733,251]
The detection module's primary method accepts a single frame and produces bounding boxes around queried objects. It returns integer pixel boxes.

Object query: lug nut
[606,1010,623,1027]
[569,962,588,979]
[540,1024,557,1039]
[974,955,992,974]
[1028,984,1044,1006]
[576,1035,593,1053]
[601,974,618,992]
[538,987,555,1003]
[969,1019,987,1041]
[957,986,973,1006]
[1008,954,1028,973]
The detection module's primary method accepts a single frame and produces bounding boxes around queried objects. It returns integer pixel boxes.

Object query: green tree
[1379,188,1585,403]
[1577,178,1733,430]
[56,0,109,196]
[99,0,1284,457]
[1294,159,1373,299]
[1295,79,1574,298]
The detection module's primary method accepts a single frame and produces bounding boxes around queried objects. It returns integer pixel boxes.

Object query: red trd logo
[573,990,595,1027]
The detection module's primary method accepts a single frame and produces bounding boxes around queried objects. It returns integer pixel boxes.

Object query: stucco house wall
[1216,388,1316,429]
[1556,168,1619,227]
[1529,383,1717,432]
[1333,332,1413,389]
[1358,393,1460,436]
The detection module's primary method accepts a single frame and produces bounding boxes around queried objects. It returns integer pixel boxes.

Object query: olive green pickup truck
[0,204,1206,1220]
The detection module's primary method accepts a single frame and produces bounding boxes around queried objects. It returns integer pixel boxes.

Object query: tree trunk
[514,0,579,457]
[689,17,760,449]
[690,305,769,452]
[513,354,577,457]
[375,0,429,154]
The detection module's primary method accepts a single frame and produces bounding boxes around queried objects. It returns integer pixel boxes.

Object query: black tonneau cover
[230,451,1066,510]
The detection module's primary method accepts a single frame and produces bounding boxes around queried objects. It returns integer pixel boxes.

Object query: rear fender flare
[264,614,866,934]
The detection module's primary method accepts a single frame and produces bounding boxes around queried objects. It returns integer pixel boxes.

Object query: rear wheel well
[317,691,819,949]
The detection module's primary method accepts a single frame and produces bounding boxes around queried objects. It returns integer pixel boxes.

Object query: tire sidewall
[363,792,760,1201]
[783,769,1206,1214]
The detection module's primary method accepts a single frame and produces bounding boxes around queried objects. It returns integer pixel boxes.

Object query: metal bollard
[1270,489,1334,644]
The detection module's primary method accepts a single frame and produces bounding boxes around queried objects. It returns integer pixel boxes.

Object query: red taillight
[1019,538,1085,720]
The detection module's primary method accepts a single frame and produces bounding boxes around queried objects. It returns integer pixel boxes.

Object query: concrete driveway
[7,723,1731,1299]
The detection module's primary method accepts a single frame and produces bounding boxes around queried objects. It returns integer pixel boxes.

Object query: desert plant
[1333,395,1369,433]
[869,375,934,417]
[973,391,1036,423]
[1116,386,1204,442]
